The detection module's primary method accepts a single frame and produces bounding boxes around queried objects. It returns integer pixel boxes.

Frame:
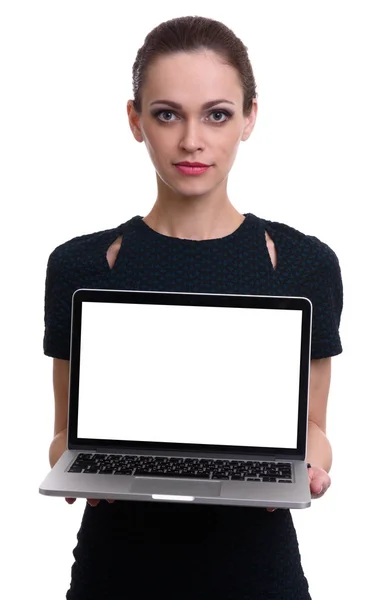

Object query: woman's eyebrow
[149,99,236,110]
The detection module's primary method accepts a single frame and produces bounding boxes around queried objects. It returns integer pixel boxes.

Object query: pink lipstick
[174,162,211,176]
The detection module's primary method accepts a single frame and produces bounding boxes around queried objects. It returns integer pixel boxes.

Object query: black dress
[43,213,343,599]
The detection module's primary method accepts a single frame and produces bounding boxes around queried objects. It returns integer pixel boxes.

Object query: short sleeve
[300,246,343,360]
[43,247,74,360]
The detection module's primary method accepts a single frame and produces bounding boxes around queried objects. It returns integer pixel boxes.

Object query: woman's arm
[49,358,69,468]
[306,357,333,472]
[306,421,332,473]
[49,428,68,468]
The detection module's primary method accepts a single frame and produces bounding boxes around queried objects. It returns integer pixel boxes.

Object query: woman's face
[127,50,257,199]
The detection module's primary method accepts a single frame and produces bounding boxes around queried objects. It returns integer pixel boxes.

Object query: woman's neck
[142,201,245,240]
[142,181,245,240]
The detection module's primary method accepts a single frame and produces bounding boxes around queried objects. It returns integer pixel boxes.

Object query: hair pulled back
[132,16,257,117]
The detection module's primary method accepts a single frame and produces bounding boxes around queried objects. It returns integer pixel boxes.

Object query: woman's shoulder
[47,219,132,271]
[263,217,340,268]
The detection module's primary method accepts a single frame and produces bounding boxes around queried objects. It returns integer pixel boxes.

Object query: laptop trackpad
[131,477,222,497]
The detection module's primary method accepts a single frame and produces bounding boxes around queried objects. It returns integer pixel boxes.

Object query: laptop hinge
[77,447,302,462]
[92,450,295,462]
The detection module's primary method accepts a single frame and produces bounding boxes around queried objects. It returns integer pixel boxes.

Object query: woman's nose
[179,120,205,153]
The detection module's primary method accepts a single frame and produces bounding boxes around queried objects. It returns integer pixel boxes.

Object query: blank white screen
[77,301,304,448]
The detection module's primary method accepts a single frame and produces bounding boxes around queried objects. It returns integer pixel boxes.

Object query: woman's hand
[307,465,331,499]
[65,497,115,506]
[267,465,331,512]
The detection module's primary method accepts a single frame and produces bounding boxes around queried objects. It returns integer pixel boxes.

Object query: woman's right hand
[65,497,115,506]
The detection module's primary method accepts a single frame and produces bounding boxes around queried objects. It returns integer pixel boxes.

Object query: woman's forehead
[143,52,242,104]
[147,50,235,76]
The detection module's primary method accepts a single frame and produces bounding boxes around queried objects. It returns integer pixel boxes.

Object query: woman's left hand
[308,465,331,499]
[267,465,331,512]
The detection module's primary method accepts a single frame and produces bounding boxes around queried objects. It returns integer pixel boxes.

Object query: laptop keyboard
[68,454,293,483]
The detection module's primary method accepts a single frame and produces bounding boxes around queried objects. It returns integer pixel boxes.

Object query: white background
[1,1,390,598]
[77,302,301,446]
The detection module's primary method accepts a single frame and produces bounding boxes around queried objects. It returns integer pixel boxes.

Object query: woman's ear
[241,99,258,142]
[127,100,144,142]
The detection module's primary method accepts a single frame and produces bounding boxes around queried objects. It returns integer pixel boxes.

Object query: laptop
[39,289,313,509]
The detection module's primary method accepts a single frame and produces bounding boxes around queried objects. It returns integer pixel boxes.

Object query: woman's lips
[174,165,211,175]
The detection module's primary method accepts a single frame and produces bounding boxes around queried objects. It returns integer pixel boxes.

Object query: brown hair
[132,16,257,117]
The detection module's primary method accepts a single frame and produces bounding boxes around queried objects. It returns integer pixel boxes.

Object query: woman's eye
[157,111,176,122]
[208,111,231,123]
[154,110,231,124]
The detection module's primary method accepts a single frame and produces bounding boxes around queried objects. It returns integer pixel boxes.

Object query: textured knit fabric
[43,212,343,599]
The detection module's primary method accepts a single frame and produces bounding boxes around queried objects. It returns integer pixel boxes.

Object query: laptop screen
[76,301,304,450]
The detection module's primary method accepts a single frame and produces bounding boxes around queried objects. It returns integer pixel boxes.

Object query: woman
[44,15,343,600]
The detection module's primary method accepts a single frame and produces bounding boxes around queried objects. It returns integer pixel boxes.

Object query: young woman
[44,15,343,600]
